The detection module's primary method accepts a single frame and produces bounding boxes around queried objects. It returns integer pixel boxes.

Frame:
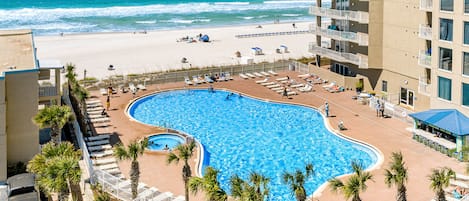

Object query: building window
[465,22,469,45]
[382,80,388,92]
[439,47,452,71]
[466,0,469,13]
[440,0,453,11]
[440,18,453,41]
[438,76,452,101]
[463,83,469,106]
[464,52,469,76]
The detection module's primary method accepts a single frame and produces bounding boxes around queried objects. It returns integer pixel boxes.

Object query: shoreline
[35,21,316,79]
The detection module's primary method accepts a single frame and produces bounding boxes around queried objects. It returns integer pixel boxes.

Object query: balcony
[420,0,433,11]
[309,6,369,24]
[308,42,368,69]
[418,50,432,68]
[419,76,432,96]
[39,86,58,97]
[418,24,432,40]
[309,24,369,46]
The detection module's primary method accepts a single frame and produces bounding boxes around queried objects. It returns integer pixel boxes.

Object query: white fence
[368,96,414,123]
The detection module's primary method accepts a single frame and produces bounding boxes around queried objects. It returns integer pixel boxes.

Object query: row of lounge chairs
[184,73,233,85]
[239,70,278,79]
[85,100,111,125]
[256,76,313,93]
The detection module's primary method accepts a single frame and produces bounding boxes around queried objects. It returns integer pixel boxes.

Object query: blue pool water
[128,89,378,200]
[147,134,185,151]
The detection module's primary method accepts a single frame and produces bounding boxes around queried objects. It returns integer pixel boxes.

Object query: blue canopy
[409,109,469,136]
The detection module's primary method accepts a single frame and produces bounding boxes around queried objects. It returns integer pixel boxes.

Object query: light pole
[83,69,87,87]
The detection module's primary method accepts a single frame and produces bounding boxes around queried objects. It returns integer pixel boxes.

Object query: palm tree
[167,140,197,201]
[384,152,408,201]
[114,138,148,199]
[27,142,81,201]
[65,63,77,90]
[230,172,270,201]
[329,161,373,201]
[282,163,314,201]
[189,166,227,201]
[428,167,455,201]
[33,105,74,144]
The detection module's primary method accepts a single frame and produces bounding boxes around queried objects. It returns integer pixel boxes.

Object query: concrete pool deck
[89,70,466,201]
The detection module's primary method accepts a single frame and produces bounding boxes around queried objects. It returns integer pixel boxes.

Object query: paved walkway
[90,70,467,201]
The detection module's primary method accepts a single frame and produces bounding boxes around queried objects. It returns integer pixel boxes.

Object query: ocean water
[0,0,329,35]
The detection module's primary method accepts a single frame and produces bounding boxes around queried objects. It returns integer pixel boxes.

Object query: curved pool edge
[144,132,187,153]
[124,87,385,192]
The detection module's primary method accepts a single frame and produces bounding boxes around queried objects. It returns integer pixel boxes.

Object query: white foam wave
[240,16,254,20]
[258,15,269,18]
[281,14,301,17]
[213,2,250,5]
[264,0,312,4]
[163,18,211,24]
[135,20,156,24]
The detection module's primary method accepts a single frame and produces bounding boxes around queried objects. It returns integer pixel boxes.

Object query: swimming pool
[128,89,379,200]
[147,134,185,151]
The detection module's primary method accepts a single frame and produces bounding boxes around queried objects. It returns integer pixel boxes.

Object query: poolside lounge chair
[172,196,185,201]
[260,82,275,86]
[137,187,161,200]
[106,168,121,176]
[268,70,278,76]
[192,76,204,84]
[88,144,112,152]
[245,73,256,78]
[129,83,138,93]
[254,72,264,77]
[287,91,298,96]
[86,100,101,105]
[87,134,110,142]
[184,76,193,85]
[322,82,336,90]
[100,88,108,96]
[255,78,269,84]
[90,117,110,123]
[276,77,289,81]
[266,84,281,89]
[297,73,311,79]
[87,106,104,112]
[456,173,469,181]
[225,72,234,80]
[87,139,110,147]
[89,149,114,158]
[260,71,271,76]
[137,84,147,91]
[151,192,173,201]
[205,75,214,83]
[87,110,103,115]
[88,114,106,119]
[271,87,284,91]
[96,163,119,171]
[93,157,117,165]
[239,73,249,79]
[290,83,304,88]
[298,84,313,92]
[87,103,103,108]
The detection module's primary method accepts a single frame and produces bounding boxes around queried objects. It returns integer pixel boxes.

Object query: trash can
[288,63,295,71]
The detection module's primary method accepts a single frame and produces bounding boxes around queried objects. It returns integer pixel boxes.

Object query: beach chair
[88,114,106,119]
[298,84,313,92]
[268,70,278,76]
[93,157,117,165]
[192,76,203,84]
[245,73,256,78]
[255,78,269,84]
[87,106,104,112]
[276,77,289,81]
[106,168,121,176]
[266,84,281,89]
[260,71,271,76]
[96,163,119,171]
[89,149,114,158]
[172,196,185,201]
[86,100,101,105]
[322,82,336,90]
[225,72,234,80]
[137,187,161,200]
[297,73,311,79]
[260,82,275,86]
[271,87,284,91]
[88,144,112,152]
[90,117,110,123]
[87,134,110,142]
[290,83,304,88]
[239,73,249,79]
[151,192,173,201]
[254,72,264,77]
[205,75,214,83]
[129,83,138,93]
[100,88,108,96]
[87,139,109,147]
[137,84,147,90]
[184,76,193,85]
[287,91,298,96]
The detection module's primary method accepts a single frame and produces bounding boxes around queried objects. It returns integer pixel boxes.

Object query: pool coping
[124,87,385,199]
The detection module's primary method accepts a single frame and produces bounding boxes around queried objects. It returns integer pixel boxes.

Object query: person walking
[380,100,385,117]
[282,87,288,98]
[325,101,329,117]
[106,95,110,111]
[376,100,381,117]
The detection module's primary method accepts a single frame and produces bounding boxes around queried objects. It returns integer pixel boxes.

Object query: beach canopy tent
[409,109,469,136]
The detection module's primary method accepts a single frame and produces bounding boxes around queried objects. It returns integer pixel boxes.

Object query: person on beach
[325,101,329,117]
[292,23,296,28]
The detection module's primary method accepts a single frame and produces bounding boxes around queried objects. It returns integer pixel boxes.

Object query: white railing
[418,24,432,40]
[309,6,369,24]
[93,170,133,201]
[420,0,433,11]
[418,50,432,68]
[308,42,368,68]
[309,25,368,46]
[39,86,58,97]
[369,96,414,123]
[419,76,432,96]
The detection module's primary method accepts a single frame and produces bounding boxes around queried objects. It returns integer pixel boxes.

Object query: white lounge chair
[87,139,109,146]
[266,84,281,89]
[271,87,284,91]
[106,168,121,175]
[172,196,185,201]
[276,77,289,81]
[87,103,102,108]
[299,84,313,92]
[253,72,264,77]
[93,157,117,165]
[290,83,304,88]
[88,144,112,152]
[260,82,275,86]
[268,70,278,76]
[88,114,106,119]
[322,82,336,90]
[137,187,161,200]
[90,117,110,123]
[90,149,114,158]
[137,84,147,90]
[129,83,138,93]
[287,91,298,96]
[96,163,119,171]
[225,72,233,80]
[457,173,469,181]
[205,75,214,83]
[260,71,270,76]
[298,74,311,78]
[86,100,101,105]
[151,192,173,201]
[245,73,256,78]
[100,88,108,96]
[87,107,104,112]
[192,76,203,84]
[184,76,193,85]
[239,73,249,79]
[255,78,269,84]
[87,134,110,141]
[87,110,103,115]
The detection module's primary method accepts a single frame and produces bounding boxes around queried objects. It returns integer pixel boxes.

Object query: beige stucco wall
[0,79,6,181]
[5,71,39,165]
[430,3,469,116]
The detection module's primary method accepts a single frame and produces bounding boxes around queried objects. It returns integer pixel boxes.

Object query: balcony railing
[308,42,368,68]
[420,0,433,11]
[419,76,432,96]
[418,24,432,40]
[309,24,369,46]
[309,6,369,24]
[39,86,58,97]
[418,50,432,68]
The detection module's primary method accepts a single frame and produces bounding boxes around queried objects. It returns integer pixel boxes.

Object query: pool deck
[90,70,466,201]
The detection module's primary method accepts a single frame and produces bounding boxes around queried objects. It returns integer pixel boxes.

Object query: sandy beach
[35,22,314,79]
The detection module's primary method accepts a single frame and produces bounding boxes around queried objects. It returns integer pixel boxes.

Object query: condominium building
[309,0,469,116]
[0,30,62,183]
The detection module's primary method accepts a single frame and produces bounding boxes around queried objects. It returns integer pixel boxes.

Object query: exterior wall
[5,71,39,165]
[0,79,6,182]
[430,0,469,116]
[367,0,384,69]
